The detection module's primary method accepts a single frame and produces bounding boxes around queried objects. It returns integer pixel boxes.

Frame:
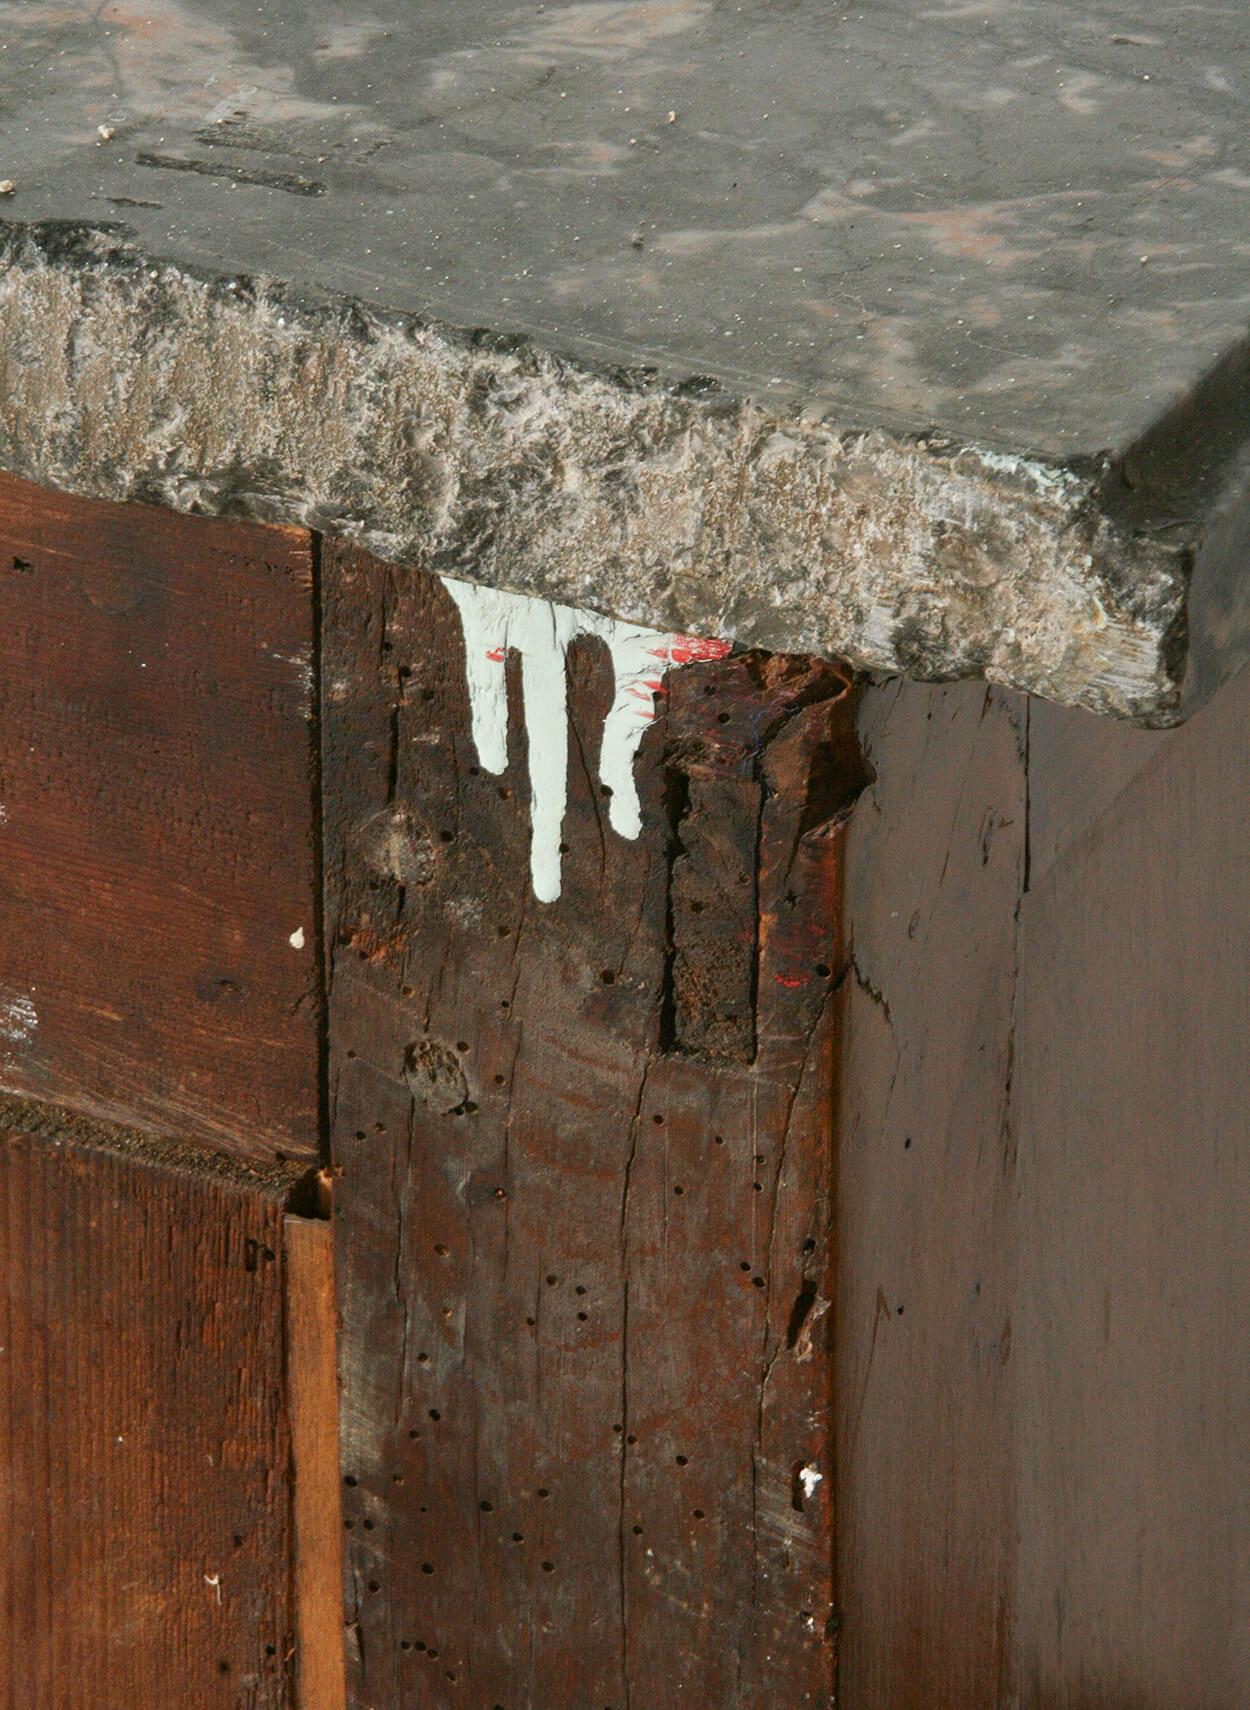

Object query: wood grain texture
[1025,693,1167,888]
[1013,659,1250,1708]
[835,679,1027,1710]
[323,548,862,1710]
[0,1122,294,1709]
[0,471,318,1164]
[286,1214,348,1710]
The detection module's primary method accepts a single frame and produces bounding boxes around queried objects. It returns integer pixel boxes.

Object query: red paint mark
[668,636,732,665]
[485,647,505,662]
[774,973,807,989]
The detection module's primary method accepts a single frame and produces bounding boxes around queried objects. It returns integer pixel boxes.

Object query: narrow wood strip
[285,1214,347,1710]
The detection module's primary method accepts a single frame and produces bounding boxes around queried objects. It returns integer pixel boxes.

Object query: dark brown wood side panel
[0,472,318,1164]
[0,1124,293,1709]
[323,551,860,1710]
[835,679,1027,1710]
[1013,661,1250,1708]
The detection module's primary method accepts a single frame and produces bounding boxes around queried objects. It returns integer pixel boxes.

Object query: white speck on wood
[442,578,728,901]
[799,1464,823,1502]
[289,926,306,949]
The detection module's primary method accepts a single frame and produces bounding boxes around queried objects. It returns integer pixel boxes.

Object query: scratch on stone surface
[134,151,326,196]
[0,221,1189,724]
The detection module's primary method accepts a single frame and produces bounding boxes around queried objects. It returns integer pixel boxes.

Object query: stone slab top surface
[0,0,1248,723]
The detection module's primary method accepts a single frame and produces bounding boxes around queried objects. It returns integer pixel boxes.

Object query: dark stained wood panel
[323,550,861,1710]
[0,1122,294,1709]
[835,679,1027,1710]
[0,472,318,1164]
[1013,660,1250,1708]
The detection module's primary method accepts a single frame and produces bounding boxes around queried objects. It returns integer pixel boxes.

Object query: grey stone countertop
[1,0,1249,722]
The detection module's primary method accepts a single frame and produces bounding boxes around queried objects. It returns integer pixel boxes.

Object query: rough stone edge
[0,220,1189,723]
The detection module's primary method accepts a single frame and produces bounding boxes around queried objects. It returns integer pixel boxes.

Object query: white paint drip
[441,578,729,902]
[799,1464,823,1502]
[288,926,306,950]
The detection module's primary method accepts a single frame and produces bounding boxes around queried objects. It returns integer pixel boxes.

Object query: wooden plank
[0,472,318,1164]
[323,551,861,1710]
[0,1118,294,1709]
[1013,659,1250,1707]
[286,1213,348,1710]
[834,679,1027,1709]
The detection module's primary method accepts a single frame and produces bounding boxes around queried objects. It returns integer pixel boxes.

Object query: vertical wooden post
[322,549,863,1708]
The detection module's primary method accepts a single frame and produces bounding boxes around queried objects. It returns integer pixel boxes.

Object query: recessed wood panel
[0,473,318,1164]
[0,1121,294,1709]
[323,550,860,1710]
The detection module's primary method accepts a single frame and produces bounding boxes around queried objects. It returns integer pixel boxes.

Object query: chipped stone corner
[0,219,1190,724]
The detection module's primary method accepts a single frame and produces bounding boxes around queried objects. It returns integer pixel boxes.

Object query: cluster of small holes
[398,1639,444,1662]
[340,1064,797,1646]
